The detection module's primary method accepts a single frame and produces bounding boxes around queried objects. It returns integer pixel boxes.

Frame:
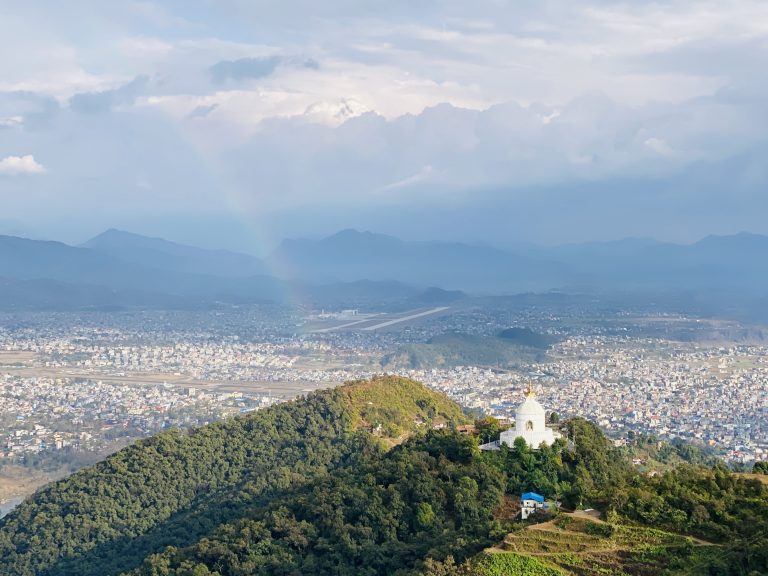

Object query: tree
[753,461,768,475]
[548,412,560,424]
[415,502,436,530]
[474,417,500,443]
[420,556,470,576]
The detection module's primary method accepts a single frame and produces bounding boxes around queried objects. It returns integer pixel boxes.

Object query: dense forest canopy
[0,376,765,575]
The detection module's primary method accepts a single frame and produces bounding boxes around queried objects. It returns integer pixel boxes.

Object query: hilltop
[82,229,267,278]
[0,378,765,575]
[382,328,555,370]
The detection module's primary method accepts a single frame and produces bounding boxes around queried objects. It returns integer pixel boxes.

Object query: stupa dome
[516,395,546,419]
[495,384,561,450]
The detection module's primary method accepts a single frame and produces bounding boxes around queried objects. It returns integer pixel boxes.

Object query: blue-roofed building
[520,491,546,519]
[521,492,544,503]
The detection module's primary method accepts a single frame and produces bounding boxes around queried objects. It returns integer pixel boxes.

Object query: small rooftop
[521,491,545,503]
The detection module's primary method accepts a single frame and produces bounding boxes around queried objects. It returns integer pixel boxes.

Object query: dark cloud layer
[187,103,219,119]
[2,1,768,249]
[69,76,149,113]
[209,56,282,83]
[0,92,59,130]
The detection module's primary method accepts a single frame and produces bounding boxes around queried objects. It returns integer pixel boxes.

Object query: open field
[736,472,768,485]
[0,365,337,399]
[0,351,35,366]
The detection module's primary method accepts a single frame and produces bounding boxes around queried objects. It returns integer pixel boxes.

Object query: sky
[1,0,767,254]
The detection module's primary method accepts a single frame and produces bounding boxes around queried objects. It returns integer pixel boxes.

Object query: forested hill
[0,377,466,576]
[1,377,766,575]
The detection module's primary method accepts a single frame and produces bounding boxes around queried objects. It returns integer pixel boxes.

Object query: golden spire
[525,382,535,398]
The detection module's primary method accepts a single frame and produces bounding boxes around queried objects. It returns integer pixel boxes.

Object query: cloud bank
[0,0,767,248]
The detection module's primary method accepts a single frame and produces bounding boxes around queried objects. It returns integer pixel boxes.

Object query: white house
[520,491,546,520]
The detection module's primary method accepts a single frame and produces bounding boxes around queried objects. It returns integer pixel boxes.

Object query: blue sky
[1,1,767,253]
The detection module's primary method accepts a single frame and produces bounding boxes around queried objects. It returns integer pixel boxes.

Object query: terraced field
[474,514,724,576]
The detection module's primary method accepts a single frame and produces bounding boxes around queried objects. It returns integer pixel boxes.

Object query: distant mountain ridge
[546,230,768,294]
[82,229,266,278]
[268,228,571,292]
[2,228,768,311]
[0,233,284,305]
[271,228,768,296]
[0,232,422,310]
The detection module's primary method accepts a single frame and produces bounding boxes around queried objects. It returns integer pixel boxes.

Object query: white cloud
[0,116,24,129]
[0,155,46,175]
[644,137,676,157]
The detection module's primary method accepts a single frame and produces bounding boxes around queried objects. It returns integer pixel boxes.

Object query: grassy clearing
[473,552,564,576]
[342,375,470,440]
[736,472,768,485]
[0,351,36,366]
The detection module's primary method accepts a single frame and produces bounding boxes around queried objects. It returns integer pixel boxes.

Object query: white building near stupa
[499,385,561,449]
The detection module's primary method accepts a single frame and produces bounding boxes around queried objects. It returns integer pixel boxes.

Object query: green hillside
[382,331,551,370]
[0,376,466,576]
[0,377,765,576]
[497,327,558,349]
[129,431,505,576]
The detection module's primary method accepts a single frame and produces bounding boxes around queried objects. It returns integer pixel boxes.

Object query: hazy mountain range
[268,229,570,292]
[1,227,767,312]
[82,229,267,278]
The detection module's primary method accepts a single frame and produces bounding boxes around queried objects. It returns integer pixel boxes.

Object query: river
[0,497,23,518]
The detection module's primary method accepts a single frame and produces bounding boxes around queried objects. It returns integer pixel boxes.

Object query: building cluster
[411,338,768,464]
[0,373,273,461]
[1,310,767,467]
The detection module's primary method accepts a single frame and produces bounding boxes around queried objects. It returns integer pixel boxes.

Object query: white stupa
[500,385,561,449]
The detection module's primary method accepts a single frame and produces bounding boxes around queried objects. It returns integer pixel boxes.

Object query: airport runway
[308,306,450,333]
[311,317,380,333]
[361,307,449,330]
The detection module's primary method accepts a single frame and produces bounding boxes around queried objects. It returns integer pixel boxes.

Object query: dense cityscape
[2,303,766,517]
